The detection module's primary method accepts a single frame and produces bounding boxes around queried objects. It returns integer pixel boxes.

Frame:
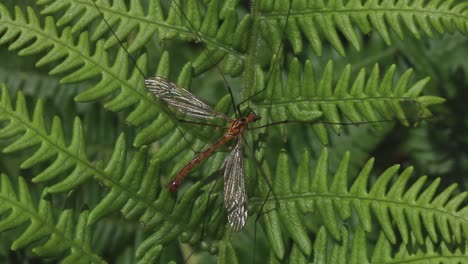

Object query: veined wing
[223,139,248,231]
[145,77,229,120]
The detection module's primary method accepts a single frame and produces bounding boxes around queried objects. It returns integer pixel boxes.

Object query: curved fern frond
[0,84,189,234]
[261,0,468,56]
[2,3,241,162]
[0,174,104,263]
[276,226,366,262]
[0,3,446,150]
[38,0,468,65]
[39,0,248,76]
[372,231,468,263]
[0,5,202,147]
[0,84,205,260]
[252,60,445,145]
[0,83,211,262]
[0,85,96,190]
[87,141,161,225]
[250,147,468,260]
[0,86,160,207]
[37,0,468,70]
[280,226,468,263]
[134,183,214,263]
[91,143,227,262]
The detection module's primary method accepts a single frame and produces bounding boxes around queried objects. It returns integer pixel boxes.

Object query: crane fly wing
[145,77,229,120]
[223,139,248,231]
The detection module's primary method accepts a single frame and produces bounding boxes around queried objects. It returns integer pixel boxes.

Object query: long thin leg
[249,115,435,130]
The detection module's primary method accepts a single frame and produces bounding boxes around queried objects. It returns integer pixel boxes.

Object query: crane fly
[91,1,433,259]
[90,0,282,234]
[145,76,260,231]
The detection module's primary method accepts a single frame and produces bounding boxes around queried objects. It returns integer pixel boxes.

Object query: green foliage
[0,174,103,263]
[0,0,466,263]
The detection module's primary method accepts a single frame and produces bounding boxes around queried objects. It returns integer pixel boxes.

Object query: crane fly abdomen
[167,135,232,192]
[166,112,261,193]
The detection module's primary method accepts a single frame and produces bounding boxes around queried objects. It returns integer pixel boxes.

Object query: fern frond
[88,140,160,225]
[1,3,445,149]
[261,0,468,56]
[0,85,179,226]
[0,84,199,260]
[0,174,104,263]
[0,50,70,99]
[0,5,203,147]
[372,231,468,263]
[133,182,212,263]
[39,0,468,69]
[39,0,247,76]
[0,83,206,261]
[91,145,223,262]
[252,60,445,144]
[283,226,364,263]
[0,4,150,111]
[401,32,468,84]
[251,147,468,260]
[279,226,468,263]
[0,85,99,190]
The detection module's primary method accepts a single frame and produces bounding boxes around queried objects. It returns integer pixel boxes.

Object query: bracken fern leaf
[0,174,105,263]
[261,0,468,56]
[0,4,194,148]
[0,85,97,190]
[251,147,468,260]
[0,1,447,148]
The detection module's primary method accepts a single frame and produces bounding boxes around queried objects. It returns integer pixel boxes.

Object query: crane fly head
[239,112,261,127]
[247,112,261,122]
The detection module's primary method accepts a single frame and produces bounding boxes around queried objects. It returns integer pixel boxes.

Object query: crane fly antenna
[92,0,146,79]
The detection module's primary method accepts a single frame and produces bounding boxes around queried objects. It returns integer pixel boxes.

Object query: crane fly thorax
[226,112,261,137]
